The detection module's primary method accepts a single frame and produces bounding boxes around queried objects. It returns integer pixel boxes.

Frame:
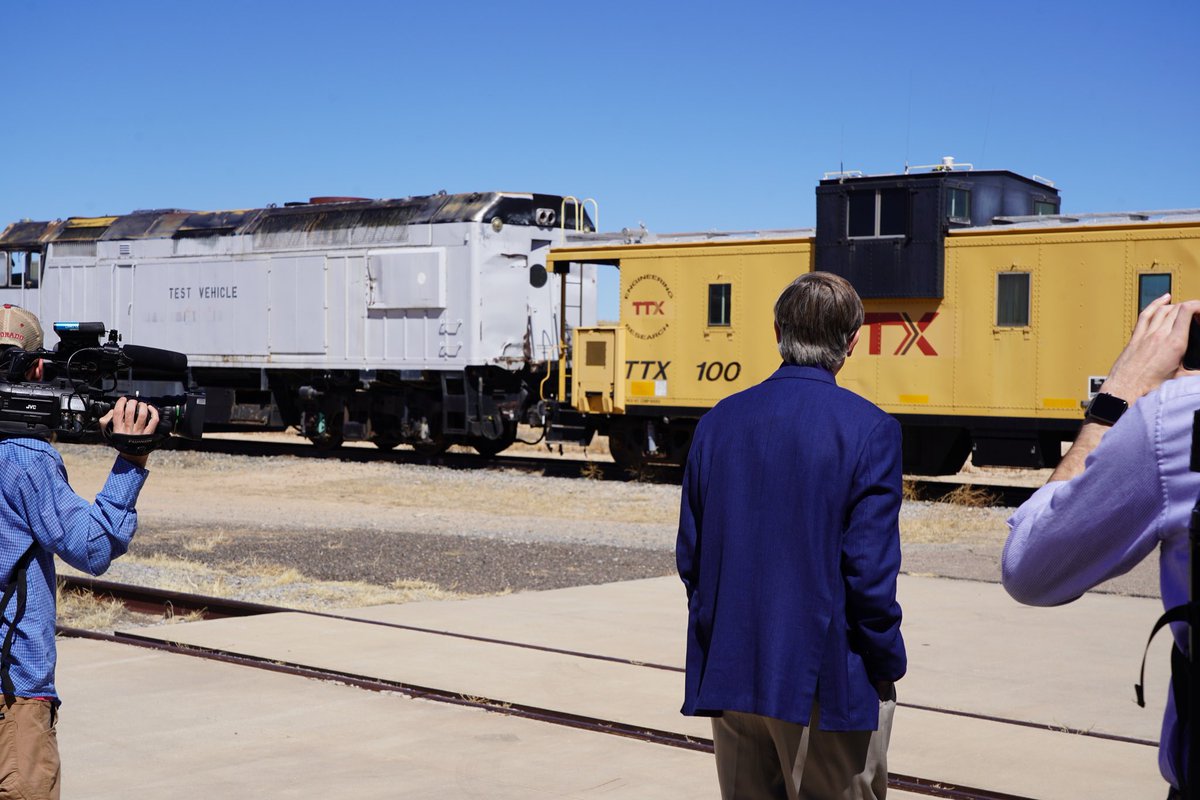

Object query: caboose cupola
[814,158,1060,299]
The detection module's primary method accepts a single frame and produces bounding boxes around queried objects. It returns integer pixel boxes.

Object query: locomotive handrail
[560,196,599,233]
[561,197,579,231]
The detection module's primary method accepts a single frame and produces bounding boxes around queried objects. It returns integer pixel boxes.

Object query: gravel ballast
[52,441,1158,605]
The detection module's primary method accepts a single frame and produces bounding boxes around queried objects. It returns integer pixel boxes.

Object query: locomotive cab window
[708,283,731,326]
[1138,273,1171,313]
[996,272,1031,327]
[847,189,909,238]
[4,251,39,288]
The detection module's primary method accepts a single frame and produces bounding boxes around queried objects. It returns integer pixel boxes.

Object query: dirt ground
[51,433,1160,621]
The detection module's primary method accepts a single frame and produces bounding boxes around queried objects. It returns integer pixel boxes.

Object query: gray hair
[774,272,864,371]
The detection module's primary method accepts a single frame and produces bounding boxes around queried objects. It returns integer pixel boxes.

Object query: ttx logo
[632,301,665,315]
[862,312,939,356]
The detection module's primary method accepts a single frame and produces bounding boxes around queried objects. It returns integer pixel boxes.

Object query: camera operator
[0,304,158,800]
[1003,293,1200,798]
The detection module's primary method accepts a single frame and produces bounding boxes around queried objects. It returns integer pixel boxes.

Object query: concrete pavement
[56,574,1173,798]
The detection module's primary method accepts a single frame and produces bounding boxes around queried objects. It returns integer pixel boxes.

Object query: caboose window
[847,190,908,238]
[946,187,971,222]
[878,189,908,236]
[1138,274,1171,313]
[996,273,1031,327]
[708,283,731,326]
[1034,200,1058,216]
[847,192,876,237]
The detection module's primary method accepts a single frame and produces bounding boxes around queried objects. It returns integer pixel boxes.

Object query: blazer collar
[766,363,837,385]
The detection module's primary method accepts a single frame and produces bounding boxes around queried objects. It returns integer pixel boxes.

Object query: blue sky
[2,0,1196,312]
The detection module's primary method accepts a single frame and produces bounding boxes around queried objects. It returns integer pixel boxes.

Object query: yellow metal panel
[615,239,814,410]
[64,216,118,228]
[553,220,1200,426]
[940,223,1199,420]
[571,327,625,413]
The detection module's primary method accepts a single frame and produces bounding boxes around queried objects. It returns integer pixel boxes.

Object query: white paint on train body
[0,192,598,451]
[27,221,594,370]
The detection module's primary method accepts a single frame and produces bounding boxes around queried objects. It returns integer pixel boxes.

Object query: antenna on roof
[904,69,913,175]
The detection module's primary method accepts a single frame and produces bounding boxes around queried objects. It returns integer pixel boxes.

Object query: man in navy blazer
[677,271,906,799]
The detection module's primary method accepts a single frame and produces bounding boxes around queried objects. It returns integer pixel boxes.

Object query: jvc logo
[862,312,939,356]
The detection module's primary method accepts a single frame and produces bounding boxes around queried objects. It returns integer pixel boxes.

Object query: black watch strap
[1085,392,1128,426]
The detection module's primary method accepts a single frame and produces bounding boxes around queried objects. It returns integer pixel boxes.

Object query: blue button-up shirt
[0,438,147,702]
[1004,375,1200,789]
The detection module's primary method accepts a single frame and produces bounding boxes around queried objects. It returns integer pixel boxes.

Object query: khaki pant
[0,698,60,800]
[711,686,896,800]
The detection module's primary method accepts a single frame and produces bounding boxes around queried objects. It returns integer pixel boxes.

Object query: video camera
[0,322,204,453]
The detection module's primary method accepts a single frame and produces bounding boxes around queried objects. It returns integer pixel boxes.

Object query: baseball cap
[0,305,44,351]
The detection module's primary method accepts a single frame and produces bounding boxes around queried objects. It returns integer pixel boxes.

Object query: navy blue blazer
[677,364,906,731]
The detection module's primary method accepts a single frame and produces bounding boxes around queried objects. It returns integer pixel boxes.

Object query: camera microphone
[121,344,188,374]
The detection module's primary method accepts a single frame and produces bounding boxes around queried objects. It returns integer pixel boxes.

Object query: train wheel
[412,437,450,457]
[472,425,517,458]
[901,427,970,475]
[606,422,645,470]
[309,431,344,451]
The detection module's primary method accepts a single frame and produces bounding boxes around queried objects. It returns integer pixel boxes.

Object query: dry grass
[940,484,1000,508]
[56,585,128,630]
[162,606,206,625]
[579,462,604,480]
[58,553,468,615]
[898,500,1010,545]
[183,531,232,553]
[902,481,923,502]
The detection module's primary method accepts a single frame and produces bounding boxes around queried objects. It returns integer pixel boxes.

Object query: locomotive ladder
[554,196,600,404]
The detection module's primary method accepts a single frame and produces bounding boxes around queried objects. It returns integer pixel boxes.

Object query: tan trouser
[711,686,896,800]
[0,698,60,800]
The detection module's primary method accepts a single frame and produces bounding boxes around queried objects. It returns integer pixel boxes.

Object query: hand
[100,396,159,468]
[1049,294,1200,484]
[1100,294,1200,403]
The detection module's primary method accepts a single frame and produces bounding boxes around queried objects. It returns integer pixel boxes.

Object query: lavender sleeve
[1003,394,1165,607]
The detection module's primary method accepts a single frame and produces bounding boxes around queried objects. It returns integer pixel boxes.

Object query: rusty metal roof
[0,192,591,250]
[0,220,64,248]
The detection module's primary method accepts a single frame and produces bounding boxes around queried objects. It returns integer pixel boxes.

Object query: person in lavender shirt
[1004,293,1200,798]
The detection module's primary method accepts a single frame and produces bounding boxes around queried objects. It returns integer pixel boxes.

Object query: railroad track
[167,435,1038,506]
[59,578,1146,800]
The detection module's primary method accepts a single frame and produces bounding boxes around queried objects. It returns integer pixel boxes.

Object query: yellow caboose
[548,164,1200,474]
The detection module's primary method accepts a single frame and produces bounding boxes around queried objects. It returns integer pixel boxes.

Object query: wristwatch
[1084,392,1129,426]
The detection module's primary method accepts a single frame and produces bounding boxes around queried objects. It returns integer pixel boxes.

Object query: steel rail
[62,577,1155,749]
[58,625,1038,800]
[171,436,1037,505]
[164,436,677,484]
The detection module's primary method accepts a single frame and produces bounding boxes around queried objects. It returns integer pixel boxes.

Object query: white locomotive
[0,192,598,454]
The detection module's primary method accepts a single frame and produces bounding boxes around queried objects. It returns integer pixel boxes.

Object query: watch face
[1087,393,1128,425]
